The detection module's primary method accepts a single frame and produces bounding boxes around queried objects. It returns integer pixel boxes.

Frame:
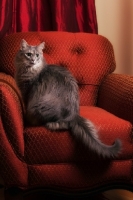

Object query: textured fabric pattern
[97,73,133,124]
[24,107,133,164]
[28,160,133,189]
[0,79,24,157]
[0,73,24,111]
[0,120,27,187]
[0,31,116,106]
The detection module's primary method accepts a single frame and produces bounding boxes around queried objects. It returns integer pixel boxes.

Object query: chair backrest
[0,31,116,106]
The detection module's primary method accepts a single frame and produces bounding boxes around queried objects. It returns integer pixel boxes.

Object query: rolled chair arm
[0,73,28,187]
[0,73,24,157]
[97,73,133,124]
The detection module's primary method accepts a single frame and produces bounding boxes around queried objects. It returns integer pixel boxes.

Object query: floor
[104,190,133,200]
[0,175,4,200]
[0,176,133,200]
[1,188,133,200]
[0,188,5,200]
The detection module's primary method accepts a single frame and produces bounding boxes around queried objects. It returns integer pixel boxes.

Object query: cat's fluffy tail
[69,115,122,158]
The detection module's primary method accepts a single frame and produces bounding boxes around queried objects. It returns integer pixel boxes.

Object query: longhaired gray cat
[14,39,122,158]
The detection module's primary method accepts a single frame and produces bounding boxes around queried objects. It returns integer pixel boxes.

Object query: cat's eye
[36,54,39,57]
[25,53,32,57]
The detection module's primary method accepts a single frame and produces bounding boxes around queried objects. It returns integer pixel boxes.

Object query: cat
[14,39,122,158]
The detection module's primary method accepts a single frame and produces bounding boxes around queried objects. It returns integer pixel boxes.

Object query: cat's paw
[46,122,60,130]
[46,122,68,130]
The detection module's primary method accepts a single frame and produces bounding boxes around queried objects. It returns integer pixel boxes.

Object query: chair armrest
[0,73,24,158]
[97,73,133,124]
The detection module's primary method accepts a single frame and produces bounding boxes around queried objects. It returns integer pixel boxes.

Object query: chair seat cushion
[24,106,133,164]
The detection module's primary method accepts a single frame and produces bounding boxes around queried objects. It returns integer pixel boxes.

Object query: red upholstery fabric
[0,74,24,157]
[97,73,133,124]
[24,107,132,164]
[0,32,133,196]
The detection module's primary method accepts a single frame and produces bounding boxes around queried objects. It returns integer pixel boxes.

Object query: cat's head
[18,39,45,65]
[14,39,46,79]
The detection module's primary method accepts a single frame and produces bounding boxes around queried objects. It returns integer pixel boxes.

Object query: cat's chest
[31,63,41,70]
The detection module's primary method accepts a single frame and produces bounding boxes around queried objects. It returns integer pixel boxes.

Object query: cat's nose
[30,60,35,64]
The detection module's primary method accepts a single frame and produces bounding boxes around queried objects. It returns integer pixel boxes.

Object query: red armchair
[0,32,133,198]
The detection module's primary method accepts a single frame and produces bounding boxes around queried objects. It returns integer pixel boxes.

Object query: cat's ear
[37,42,45,52]
[20,39,28,50]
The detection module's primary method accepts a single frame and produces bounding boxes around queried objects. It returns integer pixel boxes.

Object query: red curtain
[0,0,98,39]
